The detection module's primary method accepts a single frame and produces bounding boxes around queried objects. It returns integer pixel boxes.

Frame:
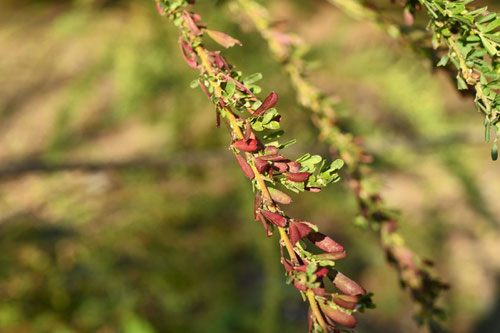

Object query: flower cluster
[155,0,373,331]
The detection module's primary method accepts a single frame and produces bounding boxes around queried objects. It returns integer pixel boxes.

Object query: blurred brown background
[1,0,499,332]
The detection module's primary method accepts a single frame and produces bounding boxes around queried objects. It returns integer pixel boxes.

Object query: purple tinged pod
[333,295,359,310]
[307,232,344,253]
[235,154,254,179]
[287,161,301,173]
[268,188,292,205]
[259,154,288,162]
[206,30,242,48]
[182,11,202,35]
[264,145,279,156]
[260,210,287,227]
[273,161,288,173]
[319,303,357,328]
[254,157,269,174]
[244,121,252,140]
[254,92,279,117]
[289,221,312,245]
[285,172,310,182]
[333,272,366,296]
[233,139,258,152]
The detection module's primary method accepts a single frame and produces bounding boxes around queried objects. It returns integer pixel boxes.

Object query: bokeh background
[1,0,500,332]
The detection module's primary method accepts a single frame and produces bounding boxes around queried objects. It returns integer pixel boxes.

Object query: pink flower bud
[319,303,357,328]
[260,210,287,227]
[289,221,312,245]
[235,154,254,179]
[287,161,301,173]
[333,272,366,296]
[285,172,310,182]
[333,295,359,310]
[182,11,202,35]
[273,161,288,173]
[264,145,279,156]
[206,30,242,48]
[233,139,258,152]
[254,92,279,117]
[254,157,269,174]
[307,232,344,253]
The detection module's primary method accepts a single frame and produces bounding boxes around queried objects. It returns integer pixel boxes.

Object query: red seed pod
[287,161,301,173]
[306,187,322,192]
[260,210,287,227]
[233,139,258,152]
[312,287,326,296]
[285,172,310,182]
[264,145,279,156]
[289,221,312,245]
[254,192,262,221]
[308,232,344,253]
[333,295,359,310]
[319,303,357,328]
[333,272,366,296]
[273,161,288,173]
[254,92,279,116]
[235,154,254,179]
[254,158,270,174]
[155,1,165,15]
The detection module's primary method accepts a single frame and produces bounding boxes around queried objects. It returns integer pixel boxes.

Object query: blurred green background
[1,0,500,332]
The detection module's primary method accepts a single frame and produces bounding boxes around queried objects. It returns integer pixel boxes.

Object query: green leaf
[457,76,468,90]
[225,80,236,99]
[480,34,497,56]
[242,73,263,85]
[437,54,449,67]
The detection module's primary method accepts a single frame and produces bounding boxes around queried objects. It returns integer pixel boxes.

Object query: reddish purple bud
[244,121,252,141]
[254,192,262,221]
[179,38,197,69]
[254,92,278,117]
[261,210,287,227]
[294,281,307,291]
[308,233,344,253]
[254,158,269,174]
[233,139,258,152]
[258,213,272,237]
[285,172,310,183]
[333,295,359,310]
[333,272,366,296]
[182,11,202,35]
[287,161,301,173]
[289,221,312,245]
[320,303,357,328]
[269,187,292,205]
[316,267,329,278]
[215,54,231,73]
[236,154,254,179]
[206,30,242,48]
[273,161,288,173]
[259,154,288,162]
[312,287,326,296]
[265,145,279,156]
